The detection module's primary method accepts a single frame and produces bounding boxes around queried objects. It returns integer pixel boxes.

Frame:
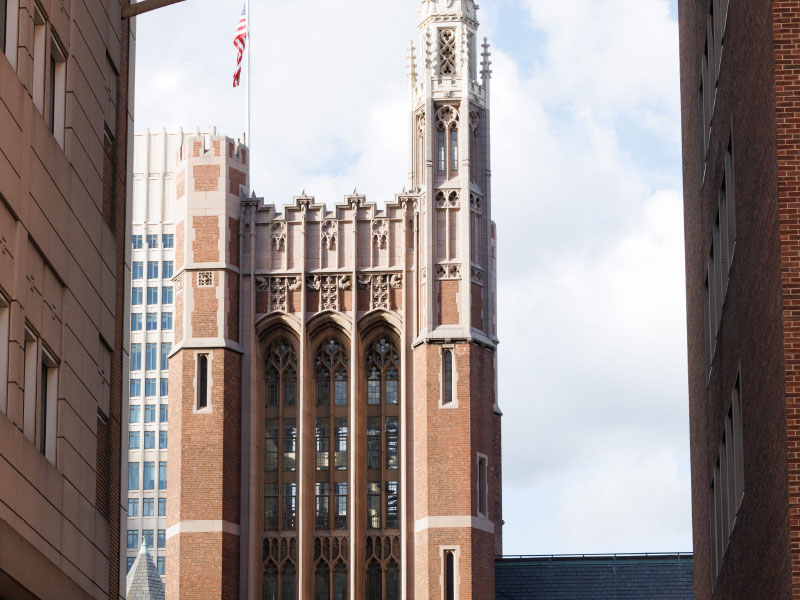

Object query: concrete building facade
[0,0,135,597]
[679,0,800,598]
[163,1,502,598]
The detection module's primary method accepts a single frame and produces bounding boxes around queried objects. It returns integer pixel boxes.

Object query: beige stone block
[41,495,62,548]
[64,128,101,208]
[0,455,19,516]
[61,478,80,525]
[67,170,102,245]
[94,509,109,556]
[93,545,109,594]
[59,517,80,567]
[77,493,94,540]
[78,415,96,470]
[57,437,82,495]
[57,397,81,449]
[44,457,63,507]
[18,437,47,495]
[63,26,105,125]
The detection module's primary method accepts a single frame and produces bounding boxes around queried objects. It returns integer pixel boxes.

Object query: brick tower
[166,1,500,598]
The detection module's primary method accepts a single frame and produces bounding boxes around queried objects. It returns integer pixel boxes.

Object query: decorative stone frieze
[357,273,403,311]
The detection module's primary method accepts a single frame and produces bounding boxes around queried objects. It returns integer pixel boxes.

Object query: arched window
[315,339,349,532]
[367,560,381,600]
[443,349,453,405]
[263,563,278,600]
[315,562,329,600]
[450,126,458,172]
[333,562,347,600]
[385,561,399,600]
[282,563,296,600]
[197,354,208,409]
[263,340,298,535]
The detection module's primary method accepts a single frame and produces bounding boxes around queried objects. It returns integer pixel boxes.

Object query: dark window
[198,355,208,409]
[265,419,279,472]
[283,419,297,471]
[264,563,278,600]
[334,418,348,471]
[143,498,153,516]
[386,481,399,528]
[316,419,329,471]
[284,367,297,407]
[438,127,446,172]
[283,483,297,530]
[367,417,380,470]
[264,483,278,530]
[445,551,455,600]
[385,417,399,469]
[48,54,55,133]
[1,1,8,56]
[367,482,380,529]
[367,561,381,600]
[315,482,330,530]
[127,557,135,574]
[386,562,399,600]
[444,350,453,404]
[158,498,166,516]
[451,127,458,171]
[478,456,487,516]
[315,563,329,600]
[282,565,296,599]
[39,362,48,454]
[334,482,347,529]
[333,563,347,600]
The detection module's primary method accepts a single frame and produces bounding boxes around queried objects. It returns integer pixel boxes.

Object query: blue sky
[134,0,690,555]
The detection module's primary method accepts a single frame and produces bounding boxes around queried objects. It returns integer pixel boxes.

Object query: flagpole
[245,0,251,157]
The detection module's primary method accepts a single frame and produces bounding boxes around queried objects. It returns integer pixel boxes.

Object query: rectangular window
[316,419,329,471]
[32,8,45,112]
[443,350,454,405]
[283,483,297,530]
[161,312,172,330]
[128,462,139,490]
[158,498,166,517]
[315,482,330,530]
[162,286,173,304]
[147,234,158,248]
[451,128,458,171]
[725,135,736,261]
[143,462,155,490]
[132,261,143,280]
[265,419,279,472]
[159,430,167,449]
[159,402,168,422]
[157,529,166,548]
[334,378,347,406]
[132,287,143,305]
[157,557,165,576]
[131,344,142,371]
[147,287,158,305]
[128,498,139,517]
[145,378,156,397]
[48,37,65,146]
[163,261,174,279]
[367,482,381,529]
[146,313,158,331]
[130,378,141,398]
[130,405,141,423]
[334,417,348,471]
[264,483,278,530]
[145,404,156,423]
[197,354,208,409]
[283,419,297,471]
[147,261,158,279]
[21,333,37,443]
[386,481,399,529]
[131,313,142,331]
[367,376,380,405]
[159,461,167,489]
[444,550,456,600]
[127,557,135,574]
[127,530,138,550]
[477,455,488,517]
[39,353,57,459]
[334,482,347,529]
[132,234,143,249]
[144,431,155,449]
[143,498,154,516]
[385,417,399,470]
[145,343,157,370]
[129,431,140,449]
[142,529,154,548]
[438,129,446,172]
[367,417,381,470]
[162,234,174,249]
[1,0,8,56]
[386,377,398,405]
[160,343,171,370]
[160,378,169,397]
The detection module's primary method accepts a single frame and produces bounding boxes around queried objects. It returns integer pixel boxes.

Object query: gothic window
[365,536,401,600]
[263,339,298,536]
[263,538,298,600]
[315,338,349,531]
[443,349,454,405]
[451,128,459,171]
[313,539,349,600]
[439,28,456,75]
[438,126,446,172]
[264,563,278,600]
[436,105,460,179]
[444,550,456,600]
[197,354,208,409]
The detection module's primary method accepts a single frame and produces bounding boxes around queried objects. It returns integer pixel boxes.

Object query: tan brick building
[0,0,134,597]
[163,1,502,598]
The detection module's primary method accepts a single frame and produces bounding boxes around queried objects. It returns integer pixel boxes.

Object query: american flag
[232,3,247,88]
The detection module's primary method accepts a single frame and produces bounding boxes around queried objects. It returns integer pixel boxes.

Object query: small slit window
[443,349,453,405]
[445,550,456,600]
[197,354,208,409]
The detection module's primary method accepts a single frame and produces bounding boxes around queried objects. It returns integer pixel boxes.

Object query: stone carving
[471,266,484,284]
[437,104,459,127]
[436,190,460,209]
[176,274,183,293]
[372,219,389,250]
[358,273,403,311]
[306,274,351,312]
[436,264,461,280]
[470,193,482,212]
[197,272,214,287]
[256,276,301,313]
[439,28,456,75]
[321,220,337,251]
[271,222,287,251]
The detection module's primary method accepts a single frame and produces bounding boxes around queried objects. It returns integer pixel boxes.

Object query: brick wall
[193,164,220,193]
[229,167,246,196]
[192,281,219,338]
[193,216,220,263]
[439,280,460,325]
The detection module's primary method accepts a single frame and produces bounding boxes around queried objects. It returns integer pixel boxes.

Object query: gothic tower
[165,1,500,598]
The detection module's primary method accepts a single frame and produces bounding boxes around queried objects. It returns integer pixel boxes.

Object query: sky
[133,0,690,555]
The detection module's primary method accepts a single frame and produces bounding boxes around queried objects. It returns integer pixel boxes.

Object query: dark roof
[495,553,693,600]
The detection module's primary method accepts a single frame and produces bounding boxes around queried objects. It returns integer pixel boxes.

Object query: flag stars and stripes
[233,3,248,88]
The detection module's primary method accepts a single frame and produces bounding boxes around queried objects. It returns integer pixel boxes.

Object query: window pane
[283,419,297,471]
[451,127,459,171]
[283,483,297,530]
[131,344,141,371]
[386,368,398,405]
[160,343,171,370]
[385,417,399,470]
[160,378,169,397]
[128,462,138,490]
[157,529,166,548]
[159,403,168,422]
[147,261,158,279]
[127,557,135,574]
[282,566,295,600]
[386,563,399,600]
[334,482,347,529]
[132,261,143,279]
[367,370,380,405]
[444,350,453,404]
[127,530,138,549]
[157,557,165,576]
[438,129,446,171]
[265,368,279,407]
[265,419,279,472]
[145,343,156,370]
[158,498,166,516]
[367,417,381,470]
[315,482,330,530]
[264,483,278,530]
[264,564,278,600]
[144,431,154,449]
[162,286,173,304]
[333,565,347,600]
[284,368,297,407]
[159,461,167,489]
[316,419,329,471]
[145,378,156,397]
[163,261,174,278]
[386,481,399,529]
[315,563,329,600]
[130,405,140,423]
[316,374,330,407]
[143,498,153,516]
[367,482,381,529]
[143,462,154,490]
[129,431,139,449]
[161,312,172,330]
[132,287,143,305]
[128,499,139,517]
[334,418,348,471]
[367,563,381,600]
[130,378,141,397]
[159,430,167,449]
[334,371,347,405]
[142,529,154,547]
[131,313,142,331]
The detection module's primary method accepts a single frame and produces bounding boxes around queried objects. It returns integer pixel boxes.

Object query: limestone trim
[414,516,494,534]
[165,520,241,539]
[438,344,459,409]
[357,273,403,311]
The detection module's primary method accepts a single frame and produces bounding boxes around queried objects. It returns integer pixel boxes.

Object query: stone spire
[126,540,165,600]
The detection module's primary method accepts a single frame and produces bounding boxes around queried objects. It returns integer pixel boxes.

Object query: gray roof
[495,553,693,599]
[126,541,165,600]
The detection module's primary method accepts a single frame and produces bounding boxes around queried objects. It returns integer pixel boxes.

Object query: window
[145,343,157,370]
[147,287,158,305]
[163,261,174,279]
[385,481,398,529]
[162,234,174,249]
[316,419,329,471]
[160,404,168,422]
[385,417,399,470]
[131,313,142,331]
[128,462,139,490]
[48,36,66,146]
[367,417,380,470]
[143,498,154,516]
[443,349,454,405]
[127,557,135,574]
[160,343,171,370]
[32,7,45,112]
[264,483,278,530]
[130,404,141,423]
[451,128,458,171]
[38,351,57,459]
[147,261,158,279]
[159,430,167,449]
[157,529,166,548]
[146,313,158,331]
[283,483,297,530]
[130,378,141,398]
[132,235,143,249]
[367,482,381,529]
[145,404,156,423]
[197,354,208,409]
[132,287,143,305]
[144,431,155,449]
[160,378,169,397]
[128,498,139,517]
[444,550,456,600]
[159,461,167,489]
[161,312,172,331]
[438,128,446,172]
[157,557,165,576]
[158,498,166,517]
[0,298,8,415]
[131,344,142,371]
[315,482,329,529]
[477,455,488,517]
[142,529,154,548]
[132,261,143,279]
[143,462,155,490]
[145,378,156,397]
[334,418,348,471]
[283,420,297,471]
[162,286,173,304]
[129,431,140,449]
[334,482,348,529]
[147,234,158,248]
[0,0,7,56]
